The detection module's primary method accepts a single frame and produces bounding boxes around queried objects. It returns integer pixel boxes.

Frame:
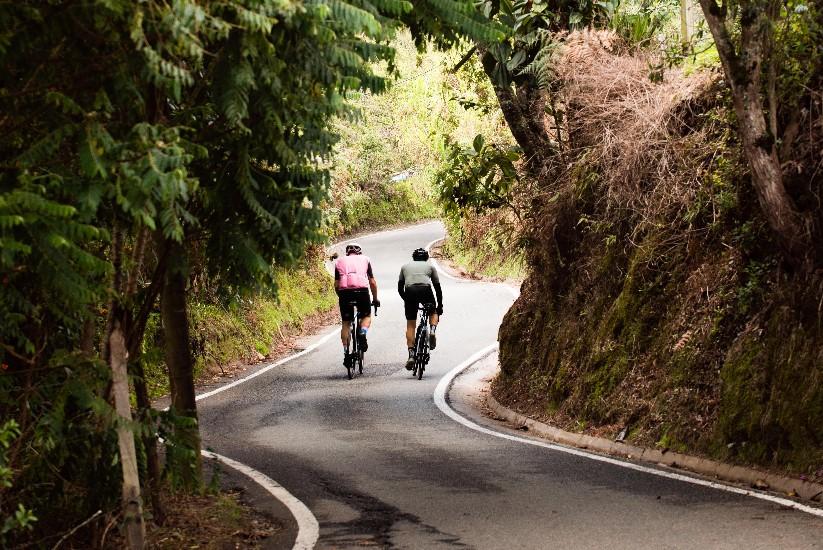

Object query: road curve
[199,221,823,549]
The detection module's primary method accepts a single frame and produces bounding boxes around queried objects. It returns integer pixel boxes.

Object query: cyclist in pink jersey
[334,243,380,363]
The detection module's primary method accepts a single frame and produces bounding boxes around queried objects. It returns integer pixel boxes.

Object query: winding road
[199,221,823,549]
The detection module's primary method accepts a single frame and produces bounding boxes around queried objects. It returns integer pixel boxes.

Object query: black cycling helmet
[412,247,429,261]
[345,242,362,255]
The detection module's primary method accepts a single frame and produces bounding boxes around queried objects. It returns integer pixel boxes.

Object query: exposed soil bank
[493,32,823,480]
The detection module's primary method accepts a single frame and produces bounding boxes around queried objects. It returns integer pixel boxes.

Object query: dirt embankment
[494,30,823,480]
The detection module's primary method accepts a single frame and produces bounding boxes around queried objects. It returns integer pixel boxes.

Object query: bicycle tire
[417,328,428,380]
[348,318,358,379]
[412,322,424,376]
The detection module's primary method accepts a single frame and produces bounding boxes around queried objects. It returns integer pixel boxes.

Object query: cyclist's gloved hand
[436,304,443,316]
[372,299,381,308]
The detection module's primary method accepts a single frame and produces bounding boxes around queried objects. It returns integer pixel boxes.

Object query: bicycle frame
[344,302,362,379]
[343,299,377,379]
[411,303,433,380]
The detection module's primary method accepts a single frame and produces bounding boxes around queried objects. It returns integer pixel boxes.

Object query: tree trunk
[132,357,165,525]
[101,223,123,365]
[680,0,689,51]
[110,322,146,549]
[161,245,202,489]
[117,232,170,522]
[734,91,809,261]
[698,0,813,266]
[480,51,554,175]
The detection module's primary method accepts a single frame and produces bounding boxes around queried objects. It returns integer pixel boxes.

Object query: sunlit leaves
[436,134,521,219]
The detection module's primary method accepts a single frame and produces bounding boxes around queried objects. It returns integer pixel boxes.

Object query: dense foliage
[459,0,823,474]
[0,0,505,545]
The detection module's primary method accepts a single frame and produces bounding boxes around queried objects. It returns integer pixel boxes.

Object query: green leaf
[473,134,485,152]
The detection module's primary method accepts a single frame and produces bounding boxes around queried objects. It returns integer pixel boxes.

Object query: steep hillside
[495,32,823,477]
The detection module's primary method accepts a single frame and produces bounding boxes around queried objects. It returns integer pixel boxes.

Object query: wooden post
[110,322,145,549]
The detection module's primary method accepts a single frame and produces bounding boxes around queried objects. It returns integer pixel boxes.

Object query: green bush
[329,174,439,235]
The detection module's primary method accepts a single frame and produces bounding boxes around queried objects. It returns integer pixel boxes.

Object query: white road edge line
[192,222,443,549]
[195,329,338,402]
[433,343,823,519]
[196,222,444,403]
[202,450,319,550]
[194,330,334,550]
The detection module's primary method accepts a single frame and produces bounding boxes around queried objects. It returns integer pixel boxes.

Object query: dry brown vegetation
[103,489,281,549]
[560,30,716,215]
[495,30,823,478]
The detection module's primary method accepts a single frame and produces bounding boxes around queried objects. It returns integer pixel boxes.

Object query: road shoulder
[204,453,300,549]
[444,350,823,514]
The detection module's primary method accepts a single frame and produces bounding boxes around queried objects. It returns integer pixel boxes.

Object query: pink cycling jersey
[335,254,371,289]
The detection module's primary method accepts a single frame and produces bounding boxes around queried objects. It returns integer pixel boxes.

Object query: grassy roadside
[329,171,440,237]
[440,242,524,282]
[438,217,525,283]
[141,255,337,400]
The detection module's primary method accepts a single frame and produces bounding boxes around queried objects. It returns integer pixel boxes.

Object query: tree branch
[698,0,742,92]
[451,46,477,73]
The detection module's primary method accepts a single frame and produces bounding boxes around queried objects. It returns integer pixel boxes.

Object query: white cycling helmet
[345,242,362,255]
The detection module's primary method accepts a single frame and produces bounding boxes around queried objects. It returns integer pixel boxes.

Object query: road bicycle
[411,302,433,380]
[343,300,377,380]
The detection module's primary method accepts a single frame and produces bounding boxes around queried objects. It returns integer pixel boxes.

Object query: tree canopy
[0,0,505,545]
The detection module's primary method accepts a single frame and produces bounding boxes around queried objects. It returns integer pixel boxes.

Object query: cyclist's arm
[333,264,341,293]
[368,263,378,301]
[397,270,405,299]
[431,267,443,306]
[369,276,378,299]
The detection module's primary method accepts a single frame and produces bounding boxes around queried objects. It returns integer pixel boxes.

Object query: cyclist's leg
[354,289,371,327]
[429,311,439,350]
[338,291,355,349]
[354,289,372,352]
[403,292,418,348]
[405,319,416,348]
[403,293,418,369]
[421,287,438,349]
[404,319,417,370]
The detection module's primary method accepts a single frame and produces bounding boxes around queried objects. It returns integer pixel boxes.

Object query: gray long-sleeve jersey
[398,260,442,305]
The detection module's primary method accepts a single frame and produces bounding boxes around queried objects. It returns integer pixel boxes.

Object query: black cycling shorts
[338,288,371,322]
[403,284,435,321]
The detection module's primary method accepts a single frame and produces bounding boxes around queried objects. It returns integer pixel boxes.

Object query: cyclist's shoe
[405,356,415,370]
[429,332,437,350]
[358,332,368,352]
[343,354,352,369]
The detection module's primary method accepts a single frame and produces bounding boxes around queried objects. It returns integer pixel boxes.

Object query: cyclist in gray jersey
[398,248,443,369]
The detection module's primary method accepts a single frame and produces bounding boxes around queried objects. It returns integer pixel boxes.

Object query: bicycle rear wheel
[347,319,357,379]
[416,327,428,380]
[412,322,425,376]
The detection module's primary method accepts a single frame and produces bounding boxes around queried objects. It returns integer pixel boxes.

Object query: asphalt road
[199,221,823,549]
